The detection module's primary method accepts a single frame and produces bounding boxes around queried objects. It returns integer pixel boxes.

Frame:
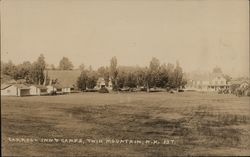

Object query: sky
[1,0,249,77]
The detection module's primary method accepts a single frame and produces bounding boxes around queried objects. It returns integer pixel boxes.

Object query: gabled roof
[229,79,249,85]
[46,70,81,88]
[47,84,63,89]
[97,77,105,83]
[30,84,47,89]
[1,84,12,90]
[187,72,225,82]
[54,84,63,89]
[1,83,30,90]
[14,84,30,89]
[6,79,17,84]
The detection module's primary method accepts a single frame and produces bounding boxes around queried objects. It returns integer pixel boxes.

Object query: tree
[124,72,137,88]
[30,54,46,84]
[166,63,175,88]
[117,70,126,88]
[97,66,110,86]
[77,69,98,90]
[86,70,98,89]
[173,61,184,89]
[158,63,169,88]
[1,60,17,78]
[15,61,32,81]
[223,74,232,84]
[134,66,147,87]
[77,70,88,91]
[79,63,85,71]
[59,57,74,70]
[148,57,161,88]
[110,56,118,90]
[50,64,56,70]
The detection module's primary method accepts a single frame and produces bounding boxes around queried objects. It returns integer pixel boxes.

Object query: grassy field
[2,92,250,156]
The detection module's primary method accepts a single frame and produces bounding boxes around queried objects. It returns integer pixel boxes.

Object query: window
[215,81,218,85]
[7,90,11,93]
[221,81,224,84]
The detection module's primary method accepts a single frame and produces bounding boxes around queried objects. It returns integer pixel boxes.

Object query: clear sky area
[1,0,249,77]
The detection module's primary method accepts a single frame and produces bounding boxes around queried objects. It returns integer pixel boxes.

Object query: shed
[1,84,30,97]
[29,85,47,96]
[46,84,63,94]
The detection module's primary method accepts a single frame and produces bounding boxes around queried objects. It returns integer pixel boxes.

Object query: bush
[140,87,147,92]
[119,87,130,92]
[49,91,57,95]
[99,87,109,93]
[85,89,98,92]
[169,89,177,94]
[149,88,162,92]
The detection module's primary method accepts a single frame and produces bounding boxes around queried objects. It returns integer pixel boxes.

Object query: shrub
[140,87,147,92]
[50,91,57,95]
[99,87,109,93]
[85,89,98,92]
[149,88,162,92]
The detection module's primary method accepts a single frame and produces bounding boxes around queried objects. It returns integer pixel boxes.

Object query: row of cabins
[1,76,113,97]
[1,70,113,97]
[1,83,71,97]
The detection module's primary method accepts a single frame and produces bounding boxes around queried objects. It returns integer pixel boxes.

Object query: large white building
[185,73,229,92]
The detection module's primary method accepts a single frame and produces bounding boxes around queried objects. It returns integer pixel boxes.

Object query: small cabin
[62,86,71,93]
[29,85,47,96]
[1,84,30,97]
[46,84,63,94]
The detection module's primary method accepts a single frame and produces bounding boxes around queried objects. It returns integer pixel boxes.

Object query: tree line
[77,57,187,91]
[1,54,46,84]
[1,54,74,84]
[1,54,187,91]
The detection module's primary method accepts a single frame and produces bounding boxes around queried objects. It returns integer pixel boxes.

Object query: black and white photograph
[1,0,249,156]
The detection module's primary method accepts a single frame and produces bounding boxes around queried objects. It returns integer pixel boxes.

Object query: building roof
[1,83,30,90]
[45,70,81,88]
[14,84,30,89]
[229,79,249,86]
[47,83,63,89]
[1,84,12,90]
[30,84,47,89]
[97,77,105,83]
[187,72,225,82]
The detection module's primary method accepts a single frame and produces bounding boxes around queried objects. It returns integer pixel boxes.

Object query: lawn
[1,92,250,156]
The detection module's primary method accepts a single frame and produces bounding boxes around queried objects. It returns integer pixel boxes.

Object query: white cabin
[29,85,47,96]
[1,84,30,97]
